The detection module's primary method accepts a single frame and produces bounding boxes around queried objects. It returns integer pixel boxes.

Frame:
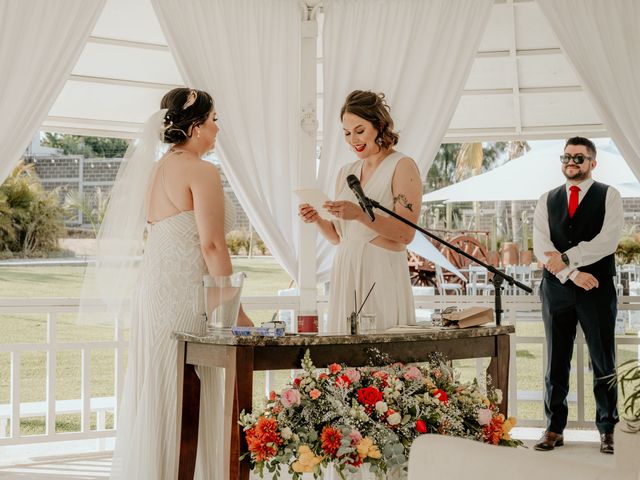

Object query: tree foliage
[425,142,507,193]
[0,163,65,257]
[42,133,129,158]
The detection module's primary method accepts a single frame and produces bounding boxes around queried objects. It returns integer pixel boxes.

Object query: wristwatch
[561,253,570,266]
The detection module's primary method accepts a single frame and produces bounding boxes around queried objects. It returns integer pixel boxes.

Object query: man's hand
[572,272,599,291]
[544,251,566,274]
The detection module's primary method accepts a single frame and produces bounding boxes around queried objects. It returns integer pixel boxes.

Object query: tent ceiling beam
[443,123,607,143]
[69,74,182,91]
[87,35,169,51]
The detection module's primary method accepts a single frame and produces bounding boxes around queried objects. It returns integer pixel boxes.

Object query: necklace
[169,146,191,155]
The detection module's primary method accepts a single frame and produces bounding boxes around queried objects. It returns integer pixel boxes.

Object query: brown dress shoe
[534,431,564,451]
[600,433,614,454]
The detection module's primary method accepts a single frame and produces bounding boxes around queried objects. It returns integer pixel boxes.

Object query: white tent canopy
[42,0,607,143]
[422,143,640,203]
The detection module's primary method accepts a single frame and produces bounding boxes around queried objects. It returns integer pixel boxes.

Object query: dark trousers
[540,276,619,434]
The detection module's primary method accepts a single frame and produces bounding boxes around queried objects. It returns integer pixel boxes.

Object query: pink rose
[309,388,321,400]
[478,408,492,426]
[344,368,361,383]
[349,430,363,445]
[403,366,423,381]
[329,363,342,374]
[281,388,301,408]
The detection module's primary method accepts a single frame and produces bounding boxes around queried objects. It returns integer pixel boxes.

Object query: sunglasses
[560,153,592,165]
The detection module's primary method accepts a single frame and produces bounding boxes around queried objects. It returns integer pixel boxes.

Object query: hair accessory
[182,89,197,110]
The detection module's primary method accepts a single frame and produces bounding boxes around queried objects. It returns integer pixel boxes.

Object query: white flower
[478,408,492,426]
[383,387,393,397]
[375,401,388,414]
[495,389,503,404]
[387,412,402,425]
[281,427,293,439]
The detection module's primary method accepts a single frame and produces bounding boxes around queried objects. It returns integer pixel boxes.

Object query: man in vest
[532,137,623,454]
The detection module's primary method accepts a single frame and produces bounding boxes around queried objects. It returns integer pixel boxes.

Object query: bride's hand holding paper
[323,200,364,221]
[295,189,332,222]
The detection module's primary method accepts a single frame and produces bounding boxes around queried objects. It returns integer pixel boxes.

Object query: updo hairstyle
[340,90,399,149]
[160,87,214,144]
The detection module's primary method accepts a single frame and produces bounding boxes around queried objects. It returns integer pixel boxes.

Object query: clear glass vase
[203,272,245,333]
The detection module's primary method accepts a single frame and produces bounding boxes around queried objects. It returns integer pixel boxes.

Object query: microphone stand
[366,198,532,326]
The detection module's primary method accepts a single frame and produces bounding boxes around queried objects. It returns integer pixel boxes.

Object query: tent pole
[296,7,319,322]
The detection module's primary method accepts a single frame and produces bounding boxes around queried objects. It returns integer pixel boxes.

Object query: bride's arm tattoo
[393,194,414,212]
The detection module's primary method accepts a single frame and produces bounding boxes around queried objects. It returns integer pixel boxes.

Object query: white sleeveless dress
[110,194,236,479]
[327,151,416,334]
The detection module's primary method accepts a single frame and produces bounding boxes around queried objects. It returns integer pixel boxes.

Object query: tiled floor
[0,429,616,479]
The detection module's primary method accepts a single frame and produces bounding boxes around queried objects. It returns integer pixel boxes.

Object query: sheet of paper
[294,189,332,221]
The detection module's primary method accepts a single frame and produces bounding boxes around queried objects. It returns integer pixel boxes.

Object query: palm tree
[507,141,531,246]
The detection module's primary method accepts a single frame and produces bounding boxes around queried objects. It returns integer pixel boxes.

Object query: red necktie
[568,185,580,218]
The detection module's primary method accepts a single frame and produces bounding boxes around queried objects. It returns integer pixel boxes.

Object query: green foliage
[42,133,129,158]
[425,142,507,193]
[614,359,640,431]
[64,187,110,237]
[255,237,270,255]
[226,230,251,255]
[615,234,640,265]
[0,163,65,257]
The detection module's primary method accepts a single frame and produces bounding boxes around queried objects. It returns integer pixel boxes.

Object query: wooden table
[173,325,515,480]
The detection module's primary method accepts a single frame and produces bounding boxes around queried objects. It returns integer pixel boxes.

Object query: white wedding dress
[110,194,236,479]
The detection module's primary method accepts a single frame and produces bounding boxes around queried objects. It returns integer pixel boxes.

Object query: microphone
[346,174,375,222]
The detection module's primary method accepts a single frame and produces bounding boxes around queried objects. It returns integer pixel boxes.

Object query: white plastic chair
[435,265,463,295]
[505,264,533,295]
[466,264,490,295]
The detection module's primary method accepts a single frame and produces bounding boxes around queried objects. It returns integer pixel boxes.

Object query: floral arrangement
[240,350,522,478]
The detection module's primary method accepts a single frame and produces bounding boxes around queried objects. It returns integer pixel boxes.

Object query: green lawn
[1,260,638,435]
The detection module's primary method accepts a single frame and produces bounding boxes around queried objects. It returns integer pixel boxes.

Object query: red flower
[415,419,427,433]
[318,373,329,381]
[329,363,342,374]
[432,389,449,405]
[245,417,283,461]
[293,377,301,386]
[269,391,277,401]
[320,425,342,456]
[336,374,351,388]
[357,386,383,406]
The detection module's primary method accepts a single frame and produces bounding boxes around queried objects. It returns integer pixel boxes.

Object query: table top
[173,324,515,347]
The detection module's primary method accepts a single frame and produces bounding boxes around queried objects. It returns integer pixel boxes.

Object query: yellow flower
[356,437,382,459]
[502,416,517,440]
[292,445,322,473]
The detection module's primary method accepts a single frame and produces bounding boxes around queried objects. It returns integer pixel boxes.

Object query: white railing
[1,294,639,447]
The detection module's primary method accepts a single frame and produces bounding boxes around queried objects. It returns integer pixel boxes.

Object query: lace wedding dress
[110,198,235,479]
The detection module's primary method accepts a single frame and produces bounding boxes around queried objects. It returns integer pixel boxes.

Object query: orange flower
[246,417,283,461]
[482,413,505,445]
[320,425,342,456]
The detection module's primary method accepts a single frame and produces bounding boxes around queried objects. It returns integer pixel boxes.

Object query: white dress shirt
[533,178,623,283]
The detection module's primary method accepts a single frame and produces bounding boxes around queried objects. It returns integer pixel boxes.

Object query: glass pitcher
[203,272,245,333]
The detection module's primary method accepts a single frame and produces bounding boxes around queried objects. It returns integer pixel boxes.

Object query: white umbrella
[423,144,639,203]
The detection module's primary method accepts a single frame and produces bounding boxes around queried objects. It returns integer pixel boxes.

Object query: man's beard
[563,167,589,181]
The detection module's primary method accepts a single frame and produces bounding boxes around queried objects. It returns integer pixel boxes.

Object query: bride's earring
[196,129,200,139]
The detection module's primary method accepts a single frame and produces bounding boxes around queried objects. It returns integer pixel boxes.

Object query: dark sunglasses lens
[560,154,586,164]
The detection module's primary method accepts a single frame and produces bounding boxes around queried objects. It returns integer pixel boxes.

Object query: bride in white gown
[92,88,252,479]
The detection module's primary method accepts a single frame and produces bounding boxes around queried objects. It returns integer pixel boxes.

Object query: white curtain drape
[317,0,493,275]
[538,0,640,179]
[0,0,105,183]
[152,0,301,279]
